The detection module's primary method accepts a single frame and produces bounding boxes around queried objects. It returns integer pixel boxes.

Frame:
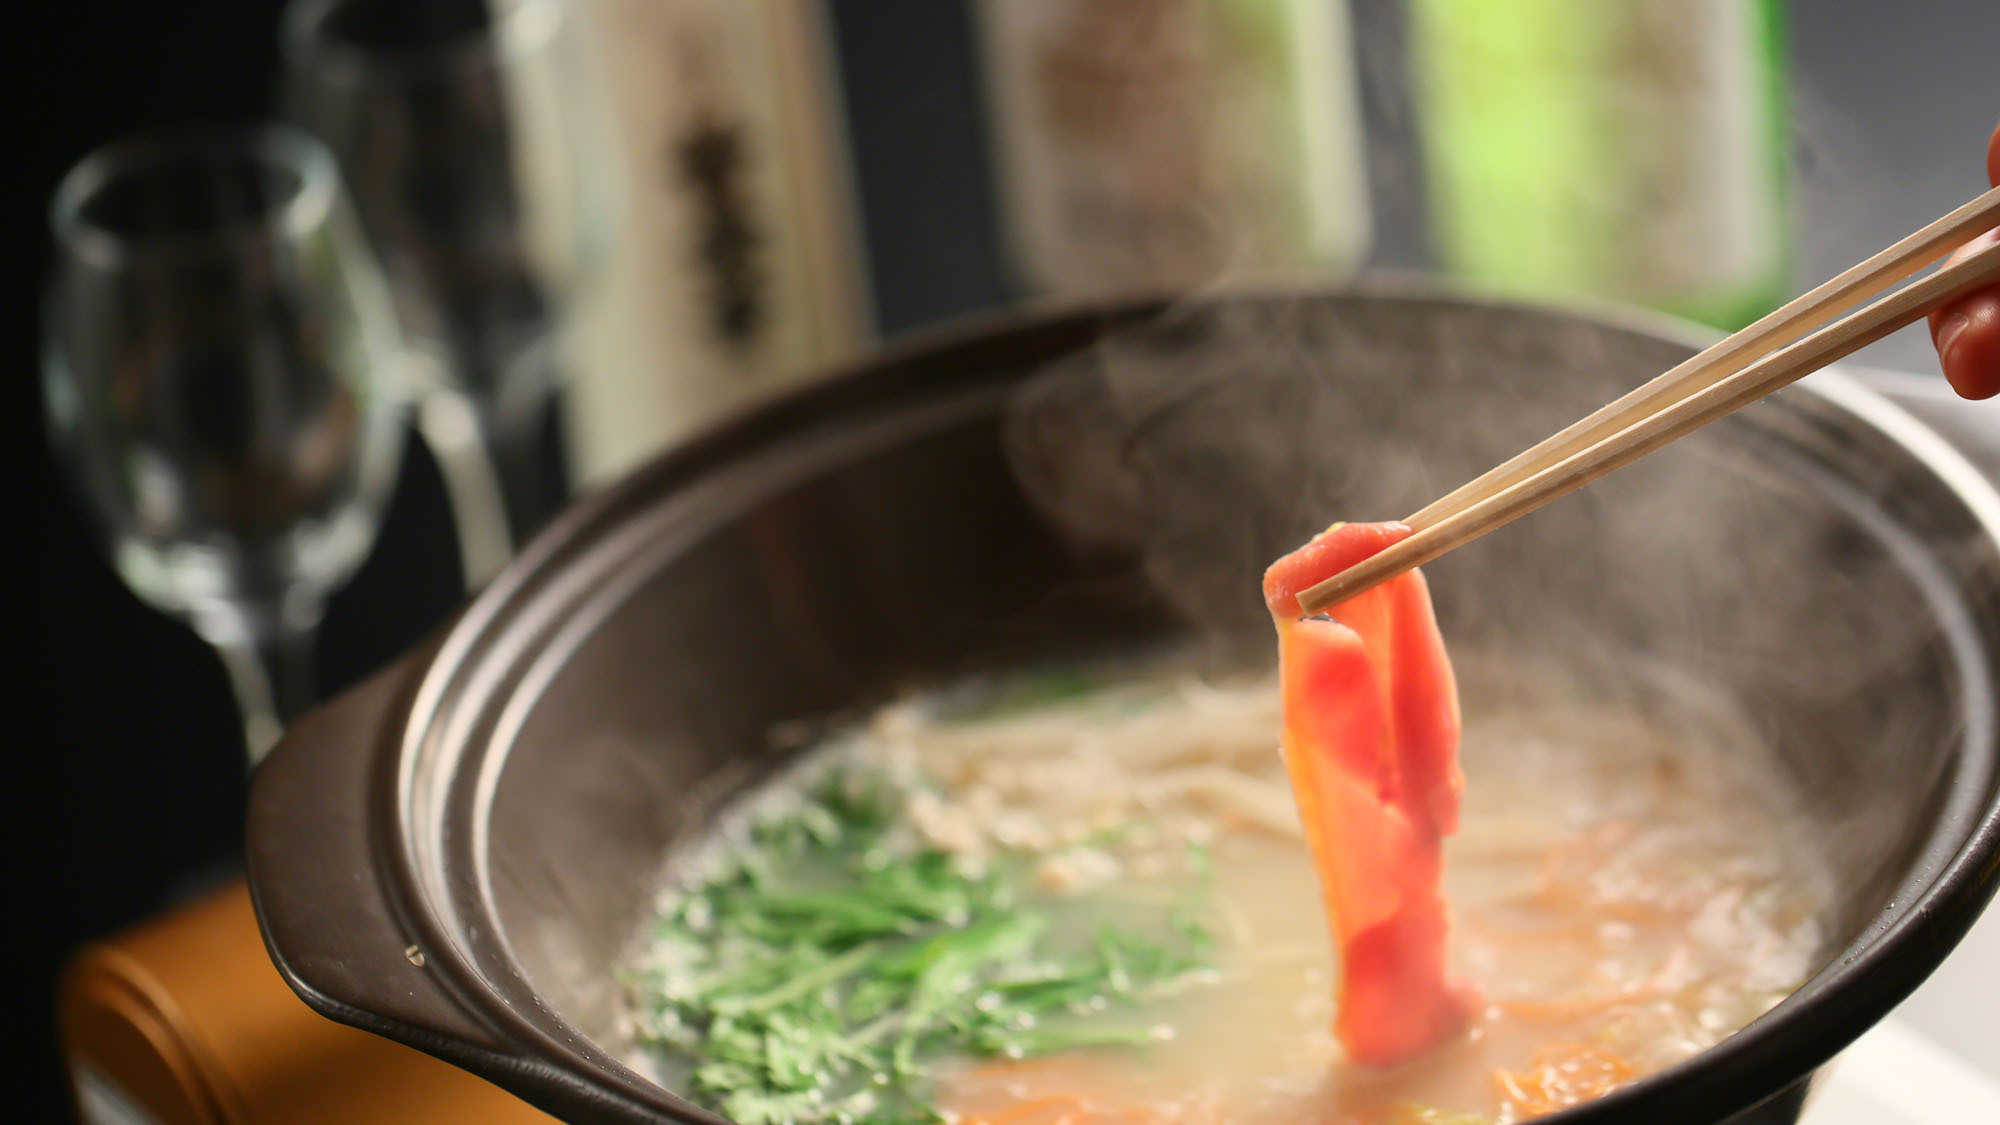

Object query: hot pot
[249,289,2000,1124]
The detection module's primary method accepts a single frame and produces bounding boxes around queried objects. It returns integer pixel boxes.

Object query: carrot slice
[1264,522,1476,1068]
[1492,1042,1638,1115]
[987,1094,1089,1125]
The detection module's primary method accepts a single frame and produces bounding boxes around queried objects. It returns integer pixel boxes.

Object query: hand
[1931,121,2000,398]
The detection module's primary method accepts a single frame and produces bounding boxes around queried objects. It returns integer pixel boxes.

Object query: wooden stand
[59,879,554,1124]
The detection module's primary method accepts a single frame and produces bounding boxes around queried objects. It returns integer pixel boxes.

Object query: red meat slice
[1264,522,1475,1068]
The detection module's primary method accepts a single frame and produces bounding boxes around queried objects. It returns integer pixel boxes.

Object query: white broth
[629,662,1828,1125]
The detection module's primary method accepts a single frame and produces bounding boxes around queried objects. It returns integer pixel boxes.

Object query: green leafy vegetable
[633,768,1212,1125]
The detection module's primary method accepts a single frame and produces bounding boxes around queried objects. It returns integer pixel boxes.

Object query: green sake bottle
[1409,0,1792,331]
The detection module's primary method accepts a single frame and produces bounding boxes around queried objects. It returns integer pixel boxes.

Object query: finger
[1934,291,2000,399]
[1930,228,2000,399]
[1930,121,2000,398]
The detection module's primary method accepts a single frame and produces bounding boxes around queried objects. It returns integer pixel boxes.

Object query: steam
[982,0,1985,974]
[1786,74,1966,376]
[999,294,1975,948]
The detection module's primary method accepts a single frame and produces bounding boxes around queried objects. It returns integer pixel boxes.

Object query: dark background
[8,1,1998,1120]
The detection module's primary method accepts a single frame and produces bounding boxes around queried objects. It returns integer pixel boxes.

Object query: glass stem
[418,388,517,591]
[197,600,321,768]
[478,380,565,549]
[254,601,320,727]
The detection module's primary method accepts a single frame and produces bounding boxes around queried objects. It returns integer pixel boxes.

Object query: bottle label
[1594,0,1773,298]
[978,0,1369,295]
[547,0,868,483]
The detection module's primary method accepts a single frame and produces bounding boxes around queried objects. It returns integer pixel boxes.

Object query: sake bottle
[539,0,872,486]
[1408,0,1792,331]
[974,0,1372,298]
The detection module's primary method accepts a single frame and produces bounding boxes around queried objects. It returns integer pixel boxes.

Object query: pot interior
[415,295,1999,1113]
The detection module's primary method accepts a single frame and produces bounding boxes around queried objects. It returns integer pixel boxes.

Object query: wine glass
[43,125,407,763]
[280,0,620,585]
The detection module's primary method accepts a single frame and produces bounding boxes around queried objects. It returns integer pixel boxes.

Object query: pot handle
[244,649,515,1063]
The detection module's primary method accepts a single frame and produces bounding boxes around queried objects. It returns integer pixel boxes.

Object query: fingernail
[1937,310,1971,358]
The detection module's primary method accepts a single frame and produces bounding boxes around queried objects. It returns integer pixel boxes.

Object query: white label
[977,0,1369,295]
[535,0,868,484]
[1605,0,1778,299]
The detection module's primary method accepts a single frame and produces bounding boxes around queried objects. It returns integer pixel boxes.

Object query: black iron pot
[249,290,2000,1124]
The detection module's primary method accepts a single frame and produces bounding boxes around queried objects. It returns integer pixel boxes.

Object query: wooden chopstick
[1297,208,2000,616]
[1407,184,2000,531]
